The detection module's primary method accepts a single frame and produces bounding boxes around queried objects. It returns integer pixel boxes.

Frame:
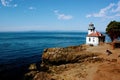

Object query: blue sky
[0,0,120,32]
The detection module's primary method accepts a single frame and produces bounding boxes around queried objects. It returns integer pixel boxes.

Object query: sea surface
[0,32,110,80]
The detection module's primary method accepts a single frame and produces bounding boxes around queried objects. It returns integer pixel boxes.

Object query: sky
[0,0,120,32]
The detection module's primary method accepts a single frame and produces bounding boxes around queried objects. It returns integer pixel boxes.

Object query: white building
[86,23,105,46]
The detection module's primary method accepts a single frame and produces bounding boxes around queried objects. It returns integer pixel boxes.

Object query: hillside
[25,43,120,80]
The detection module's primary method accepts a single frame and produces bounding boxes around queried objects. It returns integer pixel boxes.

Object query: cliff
[42,45,100,65]
[25,43,120,80]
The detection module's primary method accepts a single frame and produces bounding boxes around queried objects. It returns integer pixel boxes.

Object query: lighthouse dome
[88,23,95,30]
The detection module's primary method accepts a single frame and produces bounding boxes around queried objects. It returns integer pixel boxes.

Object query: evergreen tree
[106,21,120,41]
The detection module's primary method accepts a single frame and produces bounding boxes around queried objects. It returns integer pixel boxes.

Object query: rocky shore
[25,43,120,80]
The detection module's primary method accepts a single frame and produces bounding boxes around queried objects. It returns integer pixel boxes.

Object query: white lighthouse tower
[88,23,95,34]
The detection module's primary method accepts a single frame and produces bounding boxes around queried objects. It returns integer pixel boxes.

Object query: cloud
[13,4,17,7]
[1,0,17,7]
[86,14,92,18]
[115,13,120,17]
[54,10,73,20]
[1,0,9,6]
[112,1,120,12]
[28,6,36,10]
[86,1,120,19]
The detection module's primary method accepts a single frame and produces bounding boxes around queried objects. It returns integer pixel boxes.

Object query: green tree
[106,21,120,41]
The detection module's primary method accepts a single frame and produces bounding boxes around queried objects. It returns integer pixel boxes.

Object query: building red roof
[87,31,104,37]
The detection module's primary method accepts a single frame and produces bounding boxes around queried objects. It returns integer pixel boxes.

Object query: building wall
[88,30,94,35]
[86,37,99,46]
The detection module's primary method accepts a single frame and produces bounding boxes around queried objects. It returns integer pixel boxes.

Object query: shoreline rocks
[42,45,99,65]
[25,44,103,80]
[25,43,120,80]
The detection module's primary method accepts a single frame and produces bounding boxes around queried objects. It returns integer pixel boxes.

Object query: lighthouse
[86,23,105,46]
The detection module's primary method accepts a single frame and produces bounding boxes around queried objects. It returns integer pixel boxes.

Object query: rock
[25,43,120,80]
[25,44,103,80]
[42,45,98,65]
[24,71,39,80]
[111,59,117,62]
[29,63,37,70]
[33,72,52,80]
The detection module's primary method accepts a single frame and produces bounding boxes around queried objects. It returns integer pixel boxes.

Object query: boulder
[42,45,98,65]
[33,72,52,80]
[29,64,37,71]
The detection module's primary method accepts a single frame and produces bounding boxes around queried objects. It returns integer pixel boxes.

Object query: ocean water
[0,32,87,80]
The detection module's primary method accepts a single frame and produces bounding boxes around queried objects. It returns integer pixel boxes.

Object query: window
[89,38,91,42]
[93,38,95,42]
